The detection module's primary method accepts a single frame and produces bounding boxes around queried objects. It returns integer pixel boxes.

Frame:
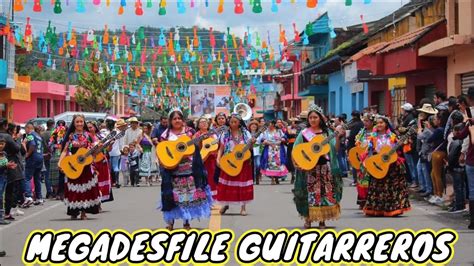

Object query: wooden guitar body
[348,145,367,170]
[201,137,219,162]
[156,135,196,169]
[94,152,107,163]
[363,146,398,179]
[60,148,94,180]
[291,134,330,171]
[219,144,251,177]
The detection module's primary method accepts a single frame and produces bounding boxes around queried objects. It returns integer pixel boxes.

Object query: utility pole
[65,57,71,112]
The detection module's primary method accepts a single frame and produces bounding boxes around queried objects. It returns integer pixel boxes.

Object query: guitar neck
[386,127,415,156]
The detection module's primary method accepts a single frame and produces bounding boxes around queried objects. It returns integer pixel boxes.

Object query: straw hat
[115,119,128,128]
[299,111,309,119]
[417,103,438,115]
[127,117,139,123]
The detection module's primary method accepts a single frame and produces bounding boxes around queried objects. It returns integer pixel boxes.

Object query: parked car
[54,112,108,126]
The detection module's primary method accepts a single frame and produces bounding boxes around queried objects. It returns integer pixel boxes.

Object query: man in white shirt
[123,117,143,146]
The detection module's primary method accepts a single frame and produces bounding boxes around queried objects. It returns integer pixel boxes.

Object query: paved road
[1,178,473,265]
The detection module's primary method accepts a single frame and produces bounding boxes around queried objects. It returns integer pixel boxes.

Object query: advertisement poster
[190,85,231,117]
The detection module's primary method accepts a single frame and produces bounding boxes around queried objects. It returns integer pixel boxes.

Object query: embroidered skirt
[306,163,340,222]
[139,151,159,177]
[216,161,254,205]
[95,160,113,203]
[363,163,411,217]
[162,175,213,224]
[64,165,101,217]
[204,153,218,199]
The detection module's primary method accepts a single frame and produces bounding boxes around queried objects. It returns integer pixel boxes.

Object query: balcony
[0,59,6,87]
[298,84,328,97]
[419,35,474,57]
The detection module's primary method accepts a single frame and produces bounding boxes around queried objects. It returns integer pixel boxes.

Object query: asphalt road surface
[1,178,473,265]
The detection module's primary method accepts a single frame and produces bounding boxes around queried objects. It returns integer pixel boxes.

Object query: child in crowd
[0,137,17,225]
[128,142,142,187]
[119,146,130,186]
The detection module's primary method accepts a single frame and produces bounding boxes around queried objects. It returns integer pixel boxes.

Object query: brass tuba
[233,103,253,121]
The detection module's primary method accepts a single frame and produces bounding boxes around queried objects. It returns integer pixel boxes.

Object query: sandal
[219,205,229,215]
[304,221,311,229]
[240,210,247,216]
[166,224,174,231]
[183,224,191,230]
[318,222,326,229]
[80,213,88,220]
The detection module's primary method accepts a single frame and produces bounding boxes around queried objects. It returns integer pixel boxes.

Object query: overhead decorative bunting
[11,0,370,15]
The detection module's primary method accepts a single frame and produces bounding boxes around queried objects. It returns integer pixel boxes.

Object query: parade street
[0,178,473,266]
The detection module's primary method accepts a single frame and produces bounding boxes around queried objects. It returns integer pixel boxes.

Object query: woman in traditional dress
[159,109,212,230]
[362,116,411,217]
[353,113,375,209]
[259,120,288,185]
[216,113,254,216]
[59,115,101,220]
[87,121,113,204]
[292,104,343,229]
[194,117,218,199]
[138,123,159,186]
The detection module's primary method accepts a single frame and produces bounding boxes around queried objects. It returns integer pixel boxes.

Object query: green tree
[75,60,114,112]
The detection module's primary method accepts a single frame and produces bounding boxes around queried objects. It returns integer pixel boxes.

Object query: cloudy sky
[10,0,411,43]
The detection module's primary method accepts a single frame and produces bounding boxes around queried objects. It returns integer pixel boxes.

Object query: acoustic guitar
[364,124,416,179]
[220,126,266,177]
[348,144,367,170]
[94,130,126,163]
[292,125,347,171]
[157,127,227,169]
[60,131,117,180]
[200,138,220,162]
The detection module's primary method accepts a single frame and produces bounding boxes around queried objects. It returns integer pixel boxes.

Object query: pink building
[12,81,80,123]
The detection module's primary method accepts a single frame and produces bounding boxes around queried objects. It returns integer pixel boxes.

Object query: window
[339,86,343,114]
[358,91,364,111]
[455,0,459,34]
[352,93,357,111]
[391,88,407,122]
[330,91,336,115]
[0,35,4,59]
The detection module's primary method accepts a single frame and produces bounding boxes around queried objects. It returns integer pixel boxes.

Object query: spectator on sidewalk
[41,119,55,199]
[123,117,142,146]
[454,87,474,230]
[22,122,45,206]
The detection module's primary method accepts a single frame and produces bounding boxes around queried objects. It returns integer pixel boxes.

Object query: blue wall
[328,71,368,116]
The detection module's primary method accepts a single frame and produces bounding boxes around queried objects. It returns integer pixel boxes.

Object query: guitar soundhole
[382,155,390,162]
[236,152,243,159]
[205,144,211,149]
[176,143,186,152]
[77,156,85,164]
[312,144,321,153]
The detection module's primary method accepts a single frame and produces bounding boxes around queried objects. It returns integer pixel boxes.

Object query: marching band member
[353,113,375,209]
[362,116,411,217]
[194,117,218,199]
[159,108,212,230]
[87,121,113,205]
[292,104,343,229]
[216,113,254,216]
[259,120,288,185]
[59,115,101,220]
